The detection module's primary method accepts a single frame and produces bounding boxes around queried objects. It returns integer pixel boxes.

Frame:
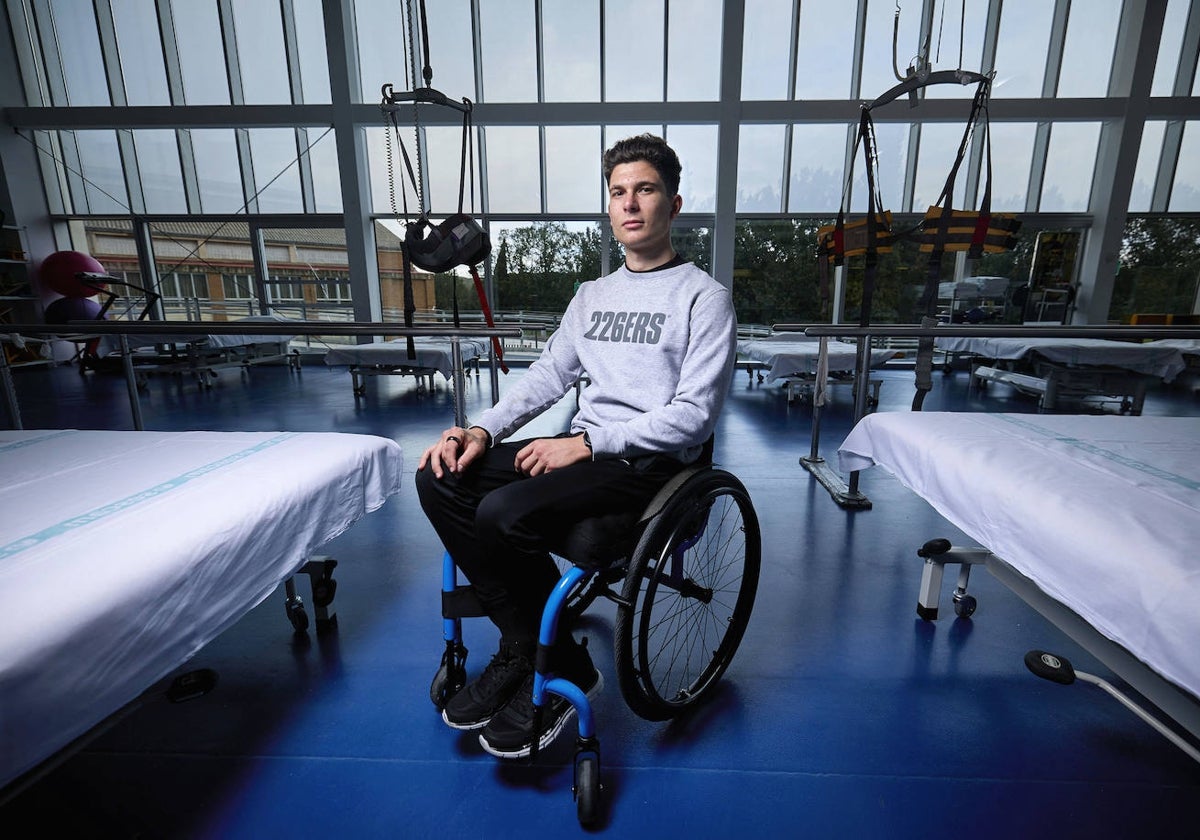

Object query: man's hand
[417,425,490,478]
[513,434,590,476]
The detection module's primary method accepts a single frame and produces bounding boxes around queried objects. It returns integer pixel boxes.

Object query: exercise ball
[39,250,107,298]
[45,295,105,325]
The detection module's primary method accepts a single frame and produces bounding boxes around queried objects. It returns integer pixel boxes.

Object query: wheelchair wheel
[614,469,760,721]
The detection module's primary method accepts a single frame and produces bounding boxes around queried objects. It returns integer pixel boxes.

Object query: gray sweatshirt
[474,261,737,464]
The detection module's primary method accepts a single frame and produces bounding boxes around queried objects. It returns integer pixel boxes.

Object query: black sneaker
[441,641,534,731]
[479,653,602,759]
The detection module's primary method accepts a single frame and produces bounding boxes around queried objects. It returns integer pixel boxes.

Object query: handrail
[793,324,1200,340]
[1,321,522,339]
[1,321,524,432]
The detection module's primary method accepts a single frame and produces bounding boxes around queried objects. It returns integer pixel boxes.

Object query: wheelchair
[429,447,761,826]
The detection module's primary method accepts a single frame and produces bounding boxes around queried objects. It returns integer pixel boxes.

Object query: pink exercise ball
[39,250,108,298]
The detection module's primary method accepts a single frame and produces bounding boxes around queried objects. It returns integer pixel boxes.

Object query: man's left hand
[514,434,590,476]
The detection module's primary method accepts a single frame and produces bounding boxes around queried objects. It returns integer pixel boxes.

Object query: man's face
[607,161,682,256]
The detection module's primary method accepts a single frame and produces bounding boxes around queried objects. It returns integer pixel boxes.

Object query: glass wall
[6,0,1200,331]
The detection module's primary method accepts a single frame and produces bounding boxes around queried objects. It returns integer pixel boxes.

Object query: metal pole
[1,344,22,430]
[450,337,466,429]
[118,334,144,431]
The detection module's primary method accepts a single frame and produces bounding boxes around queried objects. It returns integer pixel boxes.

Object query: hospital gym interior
[2,1,1200,836]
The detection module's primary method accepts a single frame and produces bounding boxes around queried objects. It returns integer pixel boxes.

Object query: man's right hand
[417,425,490,478]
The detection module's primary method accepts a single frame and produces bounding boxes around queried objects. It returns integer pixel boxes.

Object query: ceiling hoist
[816,0,1019,411]
[380,0,506,372]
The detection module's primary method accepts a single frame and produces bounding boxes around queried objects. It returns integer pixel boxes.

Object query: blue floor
[2,356,1199,838]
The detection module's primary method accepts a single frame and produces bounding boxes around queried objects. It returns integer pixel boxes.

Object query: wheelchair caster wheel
[429,643,468,710]
[286,599,309,632]
[953,594,977,618]
[429,664,464,710]
[574,753,601,826]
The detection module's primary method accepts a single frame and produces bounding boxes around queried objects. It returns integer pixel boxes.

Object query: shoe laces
[476,647,531,694]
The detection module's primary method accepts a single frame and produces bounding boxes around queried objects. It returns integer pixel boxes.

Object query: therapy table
[838,411,1200,747]
[0,428,403,792]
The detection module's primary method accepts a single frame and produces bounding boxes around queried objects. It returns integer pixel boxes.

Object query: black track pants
[415,437,683,643]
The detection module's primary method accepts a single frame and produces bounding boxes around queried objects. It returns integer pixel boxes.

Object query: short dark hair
[602,134,682,196]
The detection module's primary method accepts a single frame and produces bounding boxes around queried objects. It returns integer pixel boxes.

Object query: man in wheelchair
[416,134,737,759]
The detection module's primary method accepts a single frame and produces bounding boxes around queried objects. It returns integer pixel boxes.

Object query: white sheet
[837,412,1200,702]
[1142,338,1200,357]
[0,429,403,788]
[737,336,900,383]
[933,336,1186,380]
[324,336,490,380]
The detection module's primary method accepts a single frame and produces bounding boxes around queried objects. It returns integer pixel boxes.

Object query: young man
[415,134,737,758]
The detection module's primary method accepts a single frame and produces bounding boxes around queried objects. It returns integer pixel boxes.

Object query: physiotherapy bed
[837,411,1200,743]
[934,335,1187,413]
[323,336,489,395]
[82,314,302,387]
[0,428,403,791]
[736,333,901,403]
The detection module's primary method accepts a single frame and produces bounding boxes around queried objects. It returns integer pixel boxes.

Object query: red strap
[470,266,508,374]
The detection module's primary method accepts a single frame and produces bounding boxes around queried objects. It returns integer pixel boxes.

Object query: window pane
[306,128,342,213]
[924,2,989,99]
[605,0,664,101]
[545,127,602,213]
[794,3,855,100]
[1169,121,1200,211]
[732,219,829,327]
[147,222,239,320]
[293,0,332,103]
[171,0,230,105]
[992,0,1053,98]
[134,129,187,214]
[249,129,304,212]
[666,124,718,213]
[912,123,970,210]
[543,1,600,102]
[1152,0,1191,96]
[355,0,407,104]
[988,122,1037,211]
[367,126,407,215]
[263,227,351,326]
[74,131,128,214]
[1128,122,1165,213]
[849,123,909,214]
[232,0,291,104]
[485,127,541,213]
[605,125,666,151]
[1040,122,1101,211]
[374,221,415,326]
[860,1,922,99]
[479,0,537,103]
[1113,218,1200,321]
[488,220,600,317]
[50,0,109,106]
[667,0,721,101]
[788,124,847,213]
[424,126,484,216]
[742,0,792,101]
[111,0,170,105]
[737,125,786,212]
[191,129,244,213]
[1057,0,1120,97]
[424,0,478,101]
